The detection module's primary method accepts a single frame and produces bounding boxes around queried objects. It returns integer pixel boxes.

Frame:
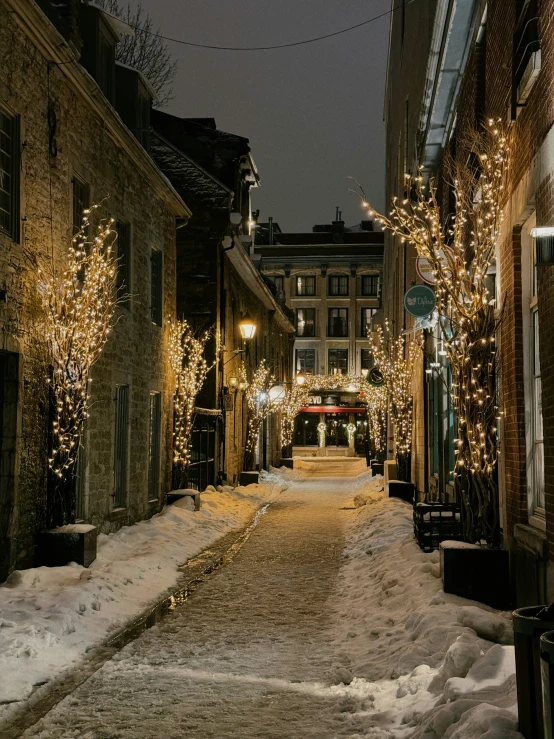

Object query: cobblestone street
[23,460,372,738]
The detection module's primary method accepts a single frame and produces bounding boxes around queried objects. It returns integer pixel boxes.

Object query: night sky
[129,0,390,231]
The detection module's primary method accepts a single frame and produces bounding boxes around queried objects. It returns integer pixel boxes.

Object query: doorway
[0,352,18,581]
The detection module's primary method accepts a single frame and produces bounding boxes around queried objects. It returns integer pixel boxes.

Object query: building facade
[385,0,554,604]
[255,219,384,456]
[0,0,188,579]
[151,112,295,486]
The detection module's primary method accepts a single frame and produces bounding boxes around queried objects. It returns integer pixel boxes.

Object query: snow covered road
[21,459,373,738]
[16,459,524,738]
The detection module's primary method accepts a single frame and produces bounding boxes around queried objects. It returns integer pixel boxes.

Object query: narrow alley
[20,460,372,738]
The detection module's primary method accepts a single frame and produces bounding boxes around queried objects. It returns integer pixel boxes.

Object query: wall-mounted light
[239,380,247,391]
[268,384,286,403]
[361,368,369,378]
[295,372,306,386]
[229,376,238,390]
[239,312,257,340]
[531,226,554,264]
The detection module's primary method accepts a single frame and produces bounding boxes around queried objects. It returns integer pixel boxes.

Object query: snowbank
[0,476,286,715]
[332,476,522,738]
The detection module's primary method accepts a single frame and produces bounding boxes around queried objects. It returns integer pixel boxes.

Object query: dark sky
[129,0,390,231]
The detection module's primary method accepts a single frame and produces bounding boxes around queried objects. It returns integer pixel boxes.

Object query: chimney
[331,219,345,244]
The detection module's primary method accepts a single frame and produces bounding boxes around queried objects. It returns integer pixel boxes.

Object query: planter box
[280,458,294,469]
[440,541,512,610]
[166,489,201,511]
[370,461,384,476]
[240,471,259,486]
[384,460,397,484]
[38,524,97,568]
[388,480,415,503]
[413,503,462,553]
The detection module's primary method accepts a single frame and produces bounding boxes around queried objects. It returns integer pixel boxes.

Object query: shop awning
[299,406,366,413]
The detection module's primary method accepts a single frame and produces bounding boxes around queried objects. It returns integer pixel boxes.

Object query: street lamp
[295,371,306,386]
[239,313,257,340]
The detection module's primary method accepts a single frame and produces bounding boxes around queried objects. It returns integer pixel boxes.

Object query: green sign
[367,367,385,386]
[404,284,436,318]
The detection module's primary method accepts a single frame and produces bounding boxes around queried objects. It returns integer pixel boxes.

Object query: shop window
[361,308,377,337]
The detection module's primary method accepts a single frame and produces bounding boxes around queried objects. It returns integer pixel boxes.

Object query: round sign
[404,284,436,317]
[416,247,454,285]
[367,367,385,386]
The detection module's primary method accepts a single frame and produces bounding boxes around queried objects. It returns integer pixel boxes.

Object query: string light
[40,206,122,481]
[280,383,311,452]
[168,318,220,485]
[370,322,420,479]
[241,360,282,471]
[355,120,507,544]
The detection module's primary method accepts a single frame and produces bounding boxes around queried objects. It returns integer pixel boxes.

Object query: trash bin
[513,606,554,739]
[540,631,554,739]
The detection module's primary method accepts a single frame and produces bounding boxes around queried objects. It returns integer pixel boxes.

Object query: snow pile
[0,477,285,715]
[332,483,522,738]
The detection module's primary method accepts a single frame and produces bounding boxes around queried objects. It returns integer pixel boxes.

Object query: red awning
[299,406,367,413]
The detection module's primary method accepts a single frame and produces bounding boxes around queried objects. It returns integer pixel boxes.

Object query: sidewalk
[0,476,286,721]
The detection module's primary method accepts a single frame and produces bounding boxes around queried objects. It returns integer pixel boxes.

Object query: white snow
[0,476,286,716]
[327,470,523,738]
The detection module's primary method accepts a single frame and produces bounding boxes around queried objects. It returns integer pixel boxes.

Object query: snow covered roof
[150,131,233,211]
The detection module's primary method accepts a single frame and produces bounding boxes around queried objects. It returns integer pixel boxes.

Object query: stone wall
[0,2,182,576]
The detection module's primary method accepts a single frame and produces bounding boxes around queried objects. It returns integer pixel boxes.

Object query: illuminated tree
[280,383,310,457]
[363,384,387,460]
[358,121,507,544]
[40,206,121,526]
[241,360,282,472]
[168,319,218,489]
[370,323,419,481]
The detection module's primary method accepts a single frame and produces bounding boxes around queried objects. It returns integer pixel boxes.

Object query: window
[361,275,379,296]
[296,276,315,296]
[296,308,316,337]
[116,220,131,307]
[361,308,377,336]
[113,384,129,508]
[328,275,349,296]
[523,219,545,517]
[328,308,348,337]
[148,392,162,501]
[360,349,373,371]
[293,413,319,446]
[512,0,540,119]
[328,349,348,375]
[295,349,316,375]
[151,248,163,325]
[72,176,89,235]
[0,109,19,240]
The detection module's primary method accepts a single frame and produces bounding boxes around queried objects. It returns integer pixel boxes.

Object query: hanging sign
[416,247,454,285]
[367,367,385,386]
[404,284,436,317]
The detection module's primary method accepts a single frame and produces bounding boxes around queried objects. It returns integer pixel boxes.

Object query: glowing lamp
[295,372,306,386]
[239,313,257,340]
[361,368,369,378]
[229,376,238,389]
[268,384,286,402]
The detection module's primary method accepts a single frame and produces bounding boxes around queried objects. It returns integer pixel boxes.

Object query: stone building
[0,0,188,579]
[385,0,554,603]
[151,112,295,485]
[255,218,384,456]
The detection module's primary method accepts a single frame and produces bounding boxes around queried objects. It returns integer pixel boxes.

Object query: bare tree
[95,0,177,107]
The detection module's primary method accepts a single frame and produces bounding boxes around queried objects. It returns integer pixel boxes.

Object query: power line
[102,1,413,52]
